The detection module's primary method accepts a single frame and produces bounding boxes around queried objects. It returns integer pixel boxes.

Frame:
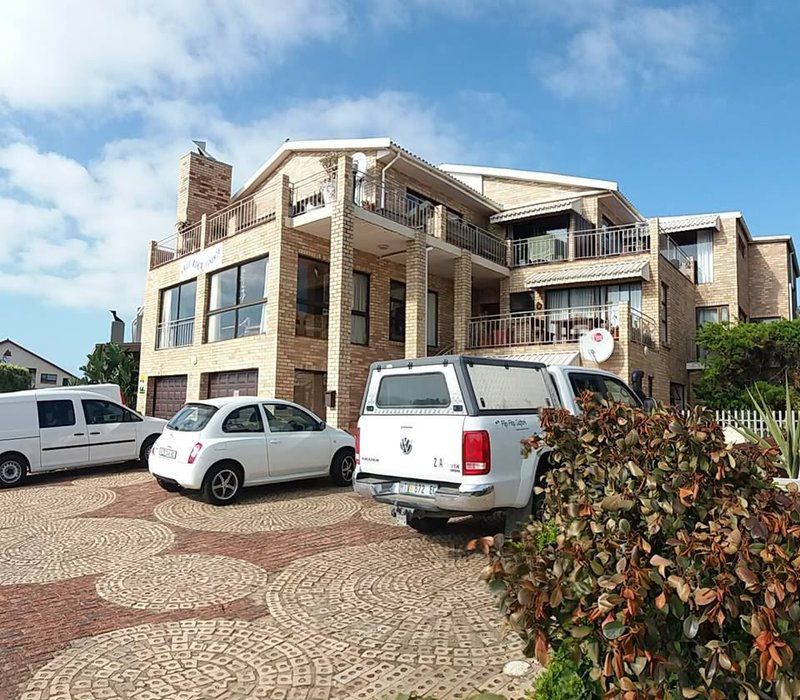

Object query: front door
[261,403,330,478]
[37,398,89,469]
[81,399,138,464]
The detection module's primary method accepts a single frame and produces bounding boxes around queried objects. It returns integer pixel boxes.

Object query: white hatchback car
[148,397,356,505]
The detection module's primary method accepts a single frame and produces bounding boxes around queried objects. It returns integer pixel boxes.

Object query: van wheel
[330,449,356,486]
[202,463,242,505]
[408,516,449,534]
[139,435,159,467]
[0,454,27,489]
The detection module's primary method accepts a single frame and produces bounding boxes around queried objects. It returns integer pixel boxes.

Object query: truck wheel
[408,516,449,534]
[0,453,27,489]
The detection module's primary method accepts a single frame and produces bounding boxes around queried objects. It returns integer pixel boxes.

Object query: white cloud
[0,0,349,111]
[0,92,477,312]
[532,2,725,99]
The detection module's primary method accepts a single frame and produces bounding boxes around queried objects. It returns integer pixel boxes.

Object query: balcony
[510,223,650,268]
[445,218,507,267]
[156,318,195,349]
[354,172,433,231]
[290,171,337,216]
[151,223,202,269]
[629,308,656,348]
[660,236,695,282]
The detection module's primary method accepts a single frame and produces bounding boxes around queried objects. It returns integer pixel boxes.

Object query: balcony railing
[660,235,695,282]
[354,173,434,231]
[445,218,507,267]
[151,223,202,269]
[206,193,276,244]
[156,318,195,349]
[290,171,337,216]
[510,223,650,268]
[468,304,619,349]
[629,308,656,348]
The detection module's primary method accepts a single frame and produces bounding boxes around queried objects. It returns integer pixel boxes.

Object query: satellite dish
[579,328,615,363]
[352,151,367,174]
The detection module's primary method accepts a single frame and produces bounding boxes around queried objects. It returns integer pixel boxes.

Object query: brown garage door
[205,369,258,399]
[151,375,187,419]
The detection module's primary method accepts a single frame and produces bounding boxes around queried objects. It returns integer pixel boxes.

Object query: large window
[351,272,369,345]
[696,305,729,359]
[389,280,406,342]
[669,228,714,284]
[376,372,450,408]
[207,257,268,342]
[660,283,669,345]
[427,290,438,347]
[296,257,330,339]
[545,283,642,312]
[158,280,196,348]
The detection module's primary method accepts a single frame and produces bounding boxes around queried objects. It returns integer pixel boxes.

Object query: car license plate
[158,447,177,459]
[398,481,437,497]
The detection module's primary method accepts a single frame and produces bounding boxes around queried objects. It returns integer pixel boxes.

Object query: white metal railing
[574,223,650,259]
[445,218,507,266]
[660,235,695,282]
[714,409,799,437]
[290,170,337,216]
[151,223,202,268]
[468,304,619,349]
[354,173,434,231]
[629,308,656,348]
[207,193,275,244]
[511,234,568,266]
[156,318,195,349]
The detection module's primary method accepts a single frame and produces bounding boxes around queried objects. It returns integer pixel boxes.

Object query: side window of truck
[37,400,76,428]
[568,373,640,408]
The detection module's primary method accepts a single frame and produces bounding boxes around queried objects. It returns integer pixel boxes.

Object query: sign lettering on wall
[179,243,223,281]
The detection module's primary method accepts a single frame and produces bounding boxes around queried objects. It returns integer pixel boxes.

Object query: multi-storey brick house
[136,138,797,429]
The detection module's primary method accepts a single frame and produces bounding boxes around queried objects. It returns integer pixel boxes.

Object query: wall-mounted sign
[179,243,223,281]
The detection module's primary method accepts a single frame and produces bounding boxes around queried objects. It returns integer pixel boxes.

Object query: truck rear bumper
[353,476,495,514]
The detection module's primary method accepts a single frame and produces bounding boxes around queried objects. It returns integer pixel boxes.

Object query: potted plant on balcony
[319,154,338,205]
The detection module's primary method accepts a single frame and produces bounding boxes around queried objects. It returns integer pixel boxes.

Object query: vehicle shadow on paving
[18,461,146,488]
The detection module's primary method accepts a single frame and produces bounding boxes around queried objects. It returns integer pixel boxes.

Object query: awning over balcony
[490,197,583,224]
[498,351,580,366]
[526,259,651,288]
[659,213,721,234]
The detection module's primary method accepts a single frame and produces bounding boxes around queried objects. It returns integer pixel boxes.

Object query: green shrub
[529,645,600,699]
[0,363,31,392]
[479,398,800,699]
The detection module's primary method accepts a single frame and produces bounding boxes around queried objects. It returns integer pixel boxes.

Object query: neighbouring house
[0,339,77,389]
[136,138,798,426]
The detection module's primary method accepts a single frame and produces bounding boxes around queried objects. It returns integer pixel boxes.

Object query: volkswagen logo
[400,437,412,455]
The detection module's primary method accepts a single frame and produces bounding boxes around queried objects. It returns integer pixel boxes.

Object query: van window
[37,400,76,428]
[167,404,217,432]
[466,364,551,412]
[82,400,129,425]
[376,373,450,408]
[222,405,264,433]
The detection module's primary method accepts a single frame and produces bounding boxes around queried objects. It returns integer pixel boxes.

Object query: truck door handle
[73,432,84,436]
[89,431,101,435]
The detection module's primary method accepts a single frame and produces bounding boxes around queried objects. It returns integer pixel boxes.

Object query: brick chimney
[176,149,233,225]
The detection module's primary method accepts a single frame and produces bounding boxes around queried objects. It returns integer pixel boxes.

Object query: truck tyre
[329,449,356,486]
[0,453,27,489]
[408,516,449,534]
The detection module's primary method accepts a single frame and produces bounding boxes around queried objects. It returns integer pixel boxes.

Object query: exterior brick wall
[176,152,232,224]
[481,176,597,209]
[749,241,792,319]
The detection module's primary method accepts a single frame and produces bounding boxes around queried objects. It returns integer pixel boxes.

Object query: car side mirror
[318,421,326,430]
[642,397,657,413]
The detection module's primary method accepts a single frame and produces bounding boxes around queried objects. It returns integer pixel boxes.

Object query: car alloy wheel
[340,454,356,482]
[210,468,239,501]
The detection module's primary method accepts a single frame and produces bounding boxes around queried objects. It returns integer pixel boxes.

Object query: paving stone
[71,472,152,489]
[0,487,116,529]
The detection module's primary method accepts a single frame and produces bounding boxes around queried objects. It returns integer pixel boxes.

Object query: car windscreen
[166,404,218,431]
[466,363,553,412]
[375,372,451,408]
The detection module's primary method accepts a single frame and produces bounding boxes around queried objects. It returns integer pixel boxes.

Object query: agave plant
[738,379,800,479]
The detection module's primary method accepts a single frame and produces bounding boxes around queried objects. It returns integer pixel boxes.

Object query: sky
[0,0,798,374]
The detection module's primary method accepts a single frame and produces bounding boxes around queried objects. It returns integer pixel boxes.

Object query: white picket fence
[713,409,798,437]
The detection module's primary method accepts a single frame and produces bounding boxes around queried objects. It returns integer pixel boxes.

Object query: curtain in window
[570,286,596,309]
[696,229,713,284]
[160,288,174,324]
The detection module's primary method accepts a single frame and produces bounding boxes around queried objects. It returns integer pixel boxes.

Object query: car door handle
[73,432,85,436]
[268,438,280,444]
[89,431,101,435]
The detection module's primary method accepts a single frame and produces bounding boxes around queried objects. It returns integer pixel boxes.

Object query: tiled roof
[659,214,721,234]
[526,259,651,288]
[490,197,583,224]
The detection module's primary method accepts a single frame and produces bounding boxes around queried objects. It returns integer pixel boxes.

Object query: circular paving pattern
[0,517,174,584]
[96,554,269,610]
[265,537,523,666]
[153,492,360,534]
[22,619,334,700]
[71,470,152,488]
[0,486,116,529]
[359,502,407,527]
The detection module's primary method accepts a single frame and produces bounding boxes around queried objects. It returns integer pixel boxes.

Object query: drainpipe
[380,150,401,210]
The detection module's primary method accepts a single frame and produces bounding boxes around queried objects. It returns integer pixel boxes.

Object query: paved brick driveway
[0,465,538,699]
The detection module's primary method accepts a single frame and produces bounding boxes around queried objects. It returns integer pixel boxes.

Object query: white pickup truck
[353,356,646,533]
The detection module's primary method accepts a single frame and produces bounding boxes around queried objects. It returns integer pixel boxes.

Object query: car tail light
[354,428,360,466]
[462,431,491,475]
[188,442,203,464]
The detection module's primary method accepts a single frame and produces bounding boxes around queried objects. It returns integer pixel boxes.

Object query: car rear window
[167,404,217,432]
[466,363,553,412]
[376,372,450,408]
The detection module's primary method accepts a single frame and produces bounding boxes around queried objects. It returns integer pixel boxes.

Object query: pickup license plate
[158,447,177,459]
[398,481,437,497]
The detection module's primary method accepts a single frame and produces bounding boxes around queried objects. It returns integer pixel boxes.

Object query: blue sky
[0,0,798,373]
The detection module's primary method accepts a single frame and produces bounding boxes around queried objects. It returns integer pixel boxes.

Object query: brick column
[405,228,428,358]
[454,251,472,352]
[326,155,355,428]
[200,213,208,247]
[499,277,511,315]
[194,273,208,346]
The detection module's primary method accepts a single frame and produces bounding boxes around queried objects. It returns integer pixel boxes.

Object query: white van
[0,388,167,488]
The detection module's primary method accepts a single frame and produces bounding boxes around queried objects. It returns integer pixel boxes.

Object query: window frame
[40,373,57,385]
[669,382,686,408]
[221,404,265,434]
[375,372,451,409]
[389,279,406,343]
[81,399,136,425]
[567,372,641,408]
[696,305,730,359]
[206,256,269,343]
[37,399,76,428]
[351,271,370,346]
[262,402,324,433]
[296,255,330,340]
